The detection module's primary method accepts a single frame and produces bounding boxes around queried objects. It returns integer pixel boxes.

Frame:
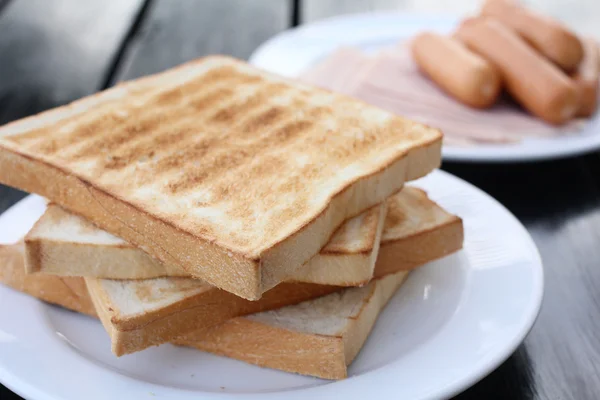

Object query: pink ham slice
[299,46,584,144]
[300,47,372,95]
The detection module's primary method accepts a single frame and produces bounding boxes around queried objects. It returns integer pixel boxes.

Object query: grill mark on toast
[189,65,260,88]
[9,87,160,155]
[237,106,286,134]
[0,56,442,254]
[154,85,290,186]
[166,146,251,194]
[68,114,167,161]
[305,105,333,119]
[190,87,235,110]
[153,69,260,108]
[166,119,314,195]
[206,83,289,125]
[68,85,238,163]
[96,105,216,174]
[201,121,318,211]
[18,112,132,156]
[101,129,190,171]
[23,68,254,159]
[153,133,223,174]
[99,79,270,177]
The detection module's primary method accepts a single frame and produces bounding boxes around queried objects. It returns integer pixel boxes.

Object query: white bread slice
[86,277,342,356]
[0,244,406,379]
[0,55,442,300]
[25,201,387,286]
[85,188,463,356]
[0,244,95,316]
[174,270,409,379]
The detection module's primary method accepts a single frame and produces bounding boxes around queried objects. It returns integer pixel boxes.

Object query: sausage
[573,37,599,117]
[455,18,579,125]
[480,0,583,71]
[411,32,502,108]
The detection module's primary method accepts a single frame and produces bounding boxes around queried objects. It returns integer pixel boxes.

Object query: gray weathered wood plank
[114,0,291,82]
[0,0,12,14]
[0,0,147,283]
[444,159,600,400]
[0,0,146,124]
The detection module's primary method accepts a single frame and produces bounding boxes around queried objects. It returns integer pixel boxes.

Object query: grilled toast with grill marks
[0,55,442,300]
[84,188,462,356]
[25,201,387,286]
[0,244,407,379]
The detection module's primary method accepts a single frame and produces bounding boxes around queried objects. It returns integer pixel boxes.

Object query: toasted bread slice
[0,244,95,316]
[174,270,409,379]
[86,188,463,356]
[0,244,406,379]
[0,55,442,300]
[376,186,464,276]
[25,201,387,286]
[87,278,343,356]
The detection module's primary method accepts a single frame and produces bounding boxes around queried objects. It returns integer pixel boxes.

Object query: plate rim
[248,10,600,163]
[0,169,544,400]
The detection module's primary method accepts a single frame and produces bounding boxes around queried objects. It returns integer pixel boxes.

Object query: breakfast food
[301,47,582,144]
[25,201,387,285]
[0,53,461,379]
[0,244,409,379]
[455,18,580,125]
[411,32,502,108]
[573,37,600,117]
[299,1,598,146]
[0,55,442,300]
[1,182,462,377]
[480,0,583,71]
[85,187,463,355]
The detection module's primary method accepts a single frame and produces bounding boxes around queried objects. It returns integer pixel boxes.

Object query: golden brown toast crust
[0,185,463,357]
[0,243,408,380]
[24,202,386,284]
[0,244,96,316]
[0,55,442,299]
[87,278,341,356]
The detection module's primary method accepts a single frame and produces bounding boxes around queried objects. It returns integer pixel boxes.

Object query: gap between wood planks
[291,0,301,27]
[0,0,12,15]
[100,0,155,89]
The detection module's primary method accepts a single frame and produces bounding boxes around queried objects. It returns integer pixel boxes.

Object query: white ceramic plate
[0,169,543,400]
[249,12,600,163]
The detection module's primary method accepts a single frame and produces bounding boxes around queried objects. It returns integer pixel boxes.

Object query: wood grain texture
[113,0,291,82]
[0,0,147,236]
[444,160,600,400]
[0,0,146,124]
[0,0,12,14]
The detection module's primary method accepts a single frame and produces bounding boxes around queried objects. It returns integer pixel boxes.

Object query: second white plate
[249,11,600,163]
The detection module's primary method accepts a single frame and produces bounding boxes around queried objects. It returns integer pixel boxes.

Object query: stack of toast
[0,55,462,379]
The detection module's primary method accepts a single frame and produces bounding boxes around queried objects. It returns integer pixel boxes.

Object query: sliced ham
[299,45,585,145]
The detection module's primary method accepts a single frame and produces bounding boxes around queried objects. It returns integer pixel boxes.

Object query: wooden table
[0,0,599,398]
